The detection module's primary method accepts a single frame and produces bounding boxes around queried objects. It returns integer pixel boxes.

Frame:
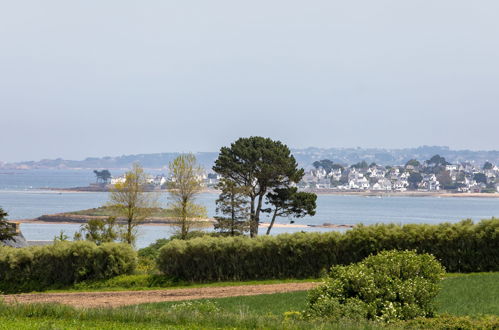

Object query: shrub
[157,232,341,281]
[0,241,136,293]
[306,250,445,322]
[156,218,499,281]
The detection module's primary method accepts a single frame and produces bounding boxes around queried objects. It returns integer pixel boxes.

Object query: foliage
[0,208,16,242]
[66,206,174,217]
[54,230,69,242]
[214,178,250,236]
[157,232,342,281]
[407,172,422,188]
[264,187,317,235]
[0,241,136,293]
[350,161,369,169]
[74,217,120,245]
[167,154,207,239]
[405,159,421,167]
[93,169,111,184]
[473,172,488,184]
[108,163,157,245]
[213,136,304,237]
[157,218,499,281]
[312,159,343,173]
[306,250,445,322]
[427,154,449,166]
[483,161,493,170]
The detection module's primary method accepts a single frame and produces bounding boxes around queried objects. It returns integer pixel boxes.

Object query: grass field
[1,273,499,329]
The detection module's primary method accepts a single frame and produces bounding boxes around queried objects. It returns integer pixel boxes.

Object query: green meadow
[1,272,498,329]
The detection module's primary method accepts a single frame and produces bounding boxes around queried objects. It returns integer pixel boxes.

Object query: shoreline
[42,187,499,198]
[13,218,353,229]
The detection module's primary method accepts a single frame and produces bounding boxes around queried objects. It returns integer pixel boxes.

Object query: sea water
[1,169,499,248]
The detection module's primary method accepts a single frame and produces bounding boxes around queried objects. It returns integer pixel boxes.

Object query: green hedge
[0,241,137,293]
[157,218,499,281]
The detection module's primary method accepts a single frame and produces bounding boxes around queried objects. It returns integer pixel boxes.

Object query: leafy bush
[306,250,445,322]
[157,218,499,281]
[157,232,341,281]
[0,241,136,293]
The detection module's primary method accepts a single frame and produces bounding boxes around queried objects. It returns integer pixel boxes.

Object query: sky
[1,1,499,162]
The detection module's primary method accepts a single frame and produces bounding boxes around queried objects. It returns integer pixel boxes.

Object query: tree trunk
[266,209,279,235]
[249,196,256,238]
[252,193,265,237]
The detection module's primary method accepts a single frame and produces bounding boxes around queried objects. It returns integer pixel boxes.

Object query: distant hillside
[2,146,499,170]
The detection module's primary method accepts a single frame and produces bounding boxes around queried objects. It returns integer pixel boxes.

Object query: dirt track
[1,282,318,308]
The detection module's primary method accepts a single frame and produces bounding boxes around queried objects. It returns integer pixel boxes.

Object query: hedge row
[157,218,499,281]
[0,241,137,293]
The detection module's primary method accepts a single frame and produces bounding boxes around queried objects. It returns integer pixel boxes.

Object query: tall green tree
[264,187,317,235]
[167,154,207,239]
[0,208,16,242]
[108,163,156,245]
[213,137,304,237]
[213,178,250,236]
[408,172,423,189]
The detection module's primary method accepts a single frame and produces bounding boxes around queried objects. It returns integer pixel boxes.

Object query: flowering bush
[306,250,445,322]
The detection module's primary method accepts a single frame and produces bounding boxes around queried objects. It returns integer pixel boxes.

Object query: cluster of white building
[301,162,499,193]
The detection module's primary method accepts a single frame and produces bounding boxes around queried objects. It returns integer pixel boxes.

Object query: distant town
[98,154,498,194]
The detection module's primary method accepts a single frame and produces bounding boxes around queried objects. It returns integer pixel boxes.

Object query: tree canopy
[483,162,494,170]
[264,187,317,235]
[213,136,304,237]
[0,208,16,242]
[94,170,112,184]
[108,163,156,245]
[167,154,207,239]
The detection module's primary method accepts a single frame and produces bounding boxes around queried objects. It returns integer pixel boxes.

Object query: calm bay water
[1,170,499,248]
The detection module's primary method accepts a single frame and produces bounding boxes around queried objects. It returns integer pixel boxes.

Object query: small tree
[0,208,16,242]
[94,170,112,184]
[214,178,250,236]
[167,154,207,239]
[108,164,156,245]
[74,217,119,245]
[264,187,317,235]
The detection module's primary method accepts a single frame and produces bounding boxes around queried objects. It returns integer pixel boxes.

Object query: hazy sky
[1,1,499,162]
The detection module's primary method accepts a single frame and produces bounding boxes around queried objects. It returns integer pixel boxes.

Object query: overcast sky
[1,1,498,162]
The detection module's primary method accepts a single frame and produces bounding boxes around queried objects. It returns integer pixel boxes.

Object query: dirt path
[1,282,318,308]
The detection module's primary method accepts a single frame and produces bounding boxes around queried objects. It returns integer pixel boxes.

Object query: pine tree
[214,179,250,236]
[0,208,16,242]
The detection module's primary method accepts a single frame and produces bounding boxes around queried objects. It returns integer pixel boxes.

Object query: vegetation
[157,218,499,281]
[307,250,445,322]
[108,163,158,245]
[73,217,120,245]
[214,178,251,236]
[167,154,207,239]
[264,187,317,235]
[213,136,308,237]
[0,241,136,293]
[65,206,175,218]
[0,208,15,242]
[93,169,111,184]
[1,273,499,329]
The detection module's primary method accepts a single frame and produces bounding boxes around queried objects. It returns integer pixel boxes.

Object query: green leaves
[213,137,305,236]
[306,250,445,322]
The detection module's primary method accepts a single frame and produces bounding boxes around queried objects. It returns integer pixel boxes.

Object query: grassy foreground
[1,273,499,329]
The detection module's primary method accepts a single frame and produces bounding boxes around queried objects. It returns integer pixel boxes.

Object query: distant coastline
[44,186,499,198]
